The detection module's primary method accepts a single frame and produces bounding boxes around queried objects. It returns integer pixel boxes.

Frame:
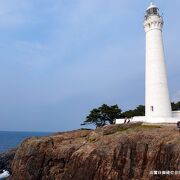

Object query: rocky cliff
[0,149,16,174]
[6,123,180,179]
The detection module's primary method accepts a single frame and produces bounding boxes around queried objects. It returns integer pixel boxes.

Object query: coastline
[0,131,52,153]
[1,123,180,180]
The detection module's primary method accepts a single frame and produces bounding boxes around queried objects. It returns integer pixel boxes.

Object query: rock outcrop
[0,148,16,174]
[8,123,180,179]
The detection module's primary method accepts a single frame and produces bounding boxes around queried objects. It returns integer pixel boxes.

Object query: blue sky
[0,0,180,132]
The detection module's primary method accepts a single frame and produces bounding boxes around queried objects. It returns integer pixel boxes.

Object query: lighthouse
[116,3,180,124]
[144,3,172,122]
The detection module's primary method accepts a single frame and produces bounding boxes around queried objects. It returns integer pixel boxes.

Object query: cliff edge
[8,123,180,180]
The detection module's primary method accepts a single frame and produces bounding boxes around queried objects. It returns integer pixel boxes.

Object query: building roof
[146,2,158,11]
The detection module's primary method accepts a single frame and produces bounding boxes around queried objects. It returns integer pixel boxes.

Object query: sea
[0,131,52,153]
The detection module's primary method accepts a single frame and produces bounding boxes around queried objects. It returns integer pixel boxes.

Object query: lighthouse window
[147,8,158,15]
[151,106,154,111]
[152,8,158,14]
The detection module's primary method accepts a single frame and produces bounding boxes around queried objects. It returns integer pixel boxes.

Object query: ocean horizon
[0,131,52,153]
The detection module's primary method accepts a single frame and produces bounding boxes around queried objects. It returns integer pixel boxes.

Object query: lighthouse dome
[146,2,158,11]
[145,2,159,17]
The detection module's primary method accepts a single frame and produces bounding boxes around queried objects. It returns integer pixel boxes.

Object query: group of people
[124,117,131,124]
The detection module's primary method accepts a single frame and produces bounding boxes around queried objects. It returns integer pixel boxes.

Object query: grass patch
[103,126,129,135]
[80,128,93,131]
[103,123,161,136]
[140,125,161,129]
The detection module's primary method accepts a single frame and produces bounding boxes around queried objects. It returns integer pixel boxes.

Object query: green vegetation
[103,126,129,135]
[140,125,161,129]
[171,101,180,111]
[80,128,92,131]
[81,101,180,128]
[81,104,145,128]
[121,105,145,118]
[103,123,161,136]
[81,104,122,128]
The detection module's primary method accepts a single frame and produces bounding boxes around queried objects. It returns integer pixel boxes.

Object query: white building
[116,3,180,124]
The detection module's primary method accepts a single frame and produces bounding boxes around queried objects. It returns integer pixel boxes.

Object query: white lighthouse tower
[116,3,180,125]
[144,3,172,123]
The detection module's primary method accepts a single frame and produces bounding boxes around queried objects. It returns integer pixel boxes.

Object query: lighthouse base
[115,116,180,124]
[132,116,179,124]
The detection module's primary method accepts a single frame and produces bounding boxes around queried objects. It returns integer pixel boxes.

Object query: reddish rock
[9,124,180,180]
